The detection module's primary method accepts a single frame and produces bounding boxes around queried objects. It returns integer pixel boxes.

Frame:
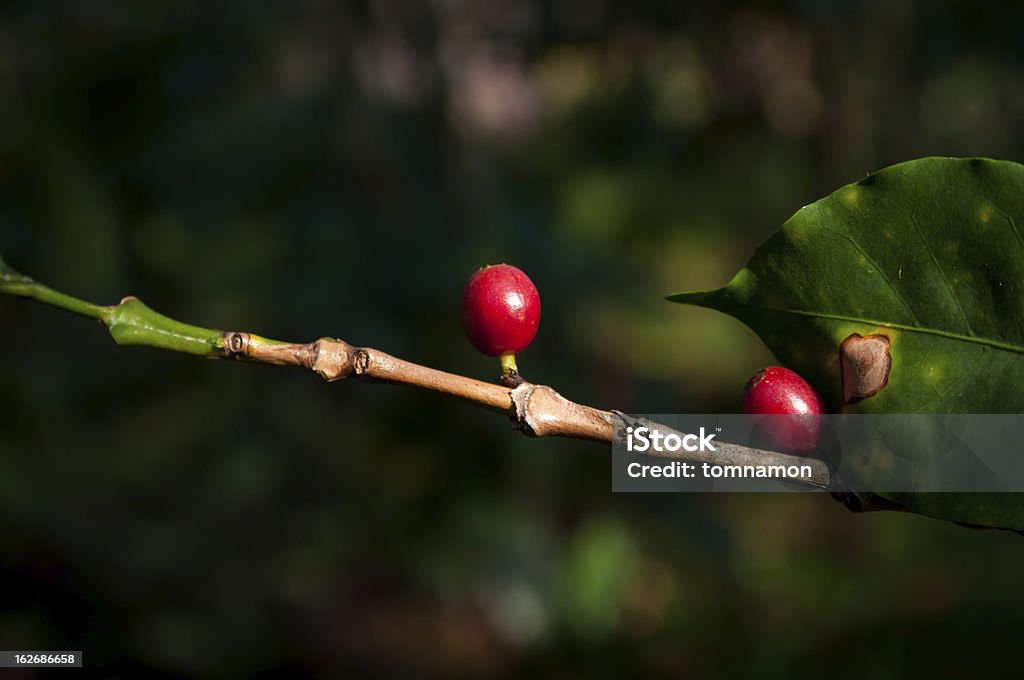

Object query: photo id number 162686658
[1,651,82,667]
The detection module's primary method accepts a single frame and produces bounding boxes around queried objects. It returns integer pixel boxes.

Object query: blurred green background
[1,1,1023,676]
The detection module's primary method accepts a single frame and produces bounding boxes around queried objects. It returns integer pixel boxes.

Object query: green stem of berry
[499,352,519,376]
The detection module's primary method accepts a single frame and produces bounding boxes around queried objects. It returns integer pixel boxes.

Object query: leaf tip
[665,289,719,307]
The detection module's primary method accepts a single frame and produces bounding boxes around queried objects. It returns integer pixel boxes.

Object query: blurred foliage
[1,0,1023,676]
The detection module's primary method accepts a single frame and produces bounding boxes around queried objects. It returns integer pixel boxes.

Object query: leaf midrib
[716,300,1024,355]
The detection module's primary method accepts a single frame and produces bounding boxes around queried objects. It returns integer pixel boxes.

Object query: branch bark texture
[0,256,832,490]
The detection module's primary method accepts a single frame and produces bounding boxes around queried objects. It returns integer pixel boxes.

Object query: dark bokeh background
[1,1,1023,676]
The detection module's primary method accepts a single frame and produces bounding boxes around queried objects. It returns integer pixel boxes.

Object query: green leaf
[668,157,1024,529]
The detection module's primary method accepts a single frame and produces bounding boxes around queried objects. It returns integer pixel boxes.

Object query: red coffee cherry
[461,264,541,372]
[743,366,827,454]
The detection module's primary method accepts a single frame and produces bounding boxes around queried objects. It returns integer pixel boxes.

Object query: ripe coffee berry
[461,264,541,372]
[743,366,827,454]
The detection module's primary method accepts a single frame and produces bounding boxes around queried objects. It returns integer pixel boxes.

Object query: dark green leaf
[669,157,1024,529]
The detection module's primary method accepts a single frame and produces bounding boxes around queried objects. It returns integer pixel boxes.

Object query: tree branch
[0,255,833,490]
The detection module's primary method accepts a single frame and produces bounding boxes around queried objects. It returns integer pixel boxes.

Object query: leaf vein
[909,210,973,334]
[817,226,920,325]
[957,185,1024,251]
[913,352,986,413]
[724,302,1024,355]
